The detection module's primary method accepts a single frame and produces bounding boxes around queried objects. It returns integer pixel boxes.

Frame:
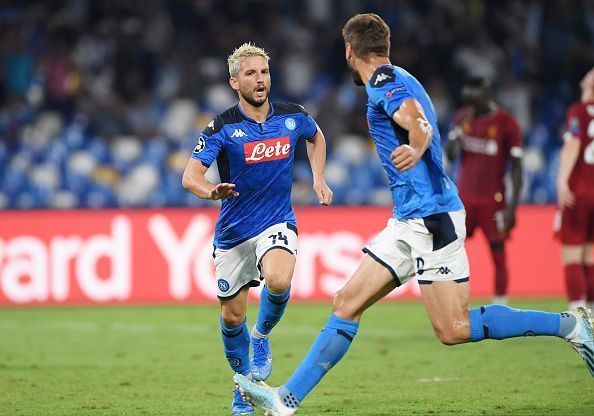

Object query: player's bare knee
[562,245,584,264]
[221,310,246,328]
[264,271,291,294]
[434,318,470,346]
[331,290,360,321]
[582,246,593,264]
[436,330,463,346]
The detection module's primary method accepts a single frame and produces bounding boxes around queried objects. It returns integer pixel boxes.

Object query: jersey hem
[214,219,298,250]
[392,202,464,221]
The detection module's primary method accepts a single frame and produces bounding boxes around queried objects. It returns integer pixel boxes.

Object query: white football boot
[564,306,594,378]
[234,374,297,416]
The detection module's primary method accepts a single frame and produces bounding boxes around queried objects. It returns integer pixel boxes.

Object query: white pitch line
[418,377,463,383]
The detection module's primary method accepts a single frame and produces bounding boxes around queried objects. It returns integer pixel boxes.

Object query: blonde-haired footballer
[182,43,332,415]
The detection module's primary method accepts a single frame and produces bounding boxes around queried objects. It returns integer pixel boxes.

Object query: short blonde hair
[227,43,270,77]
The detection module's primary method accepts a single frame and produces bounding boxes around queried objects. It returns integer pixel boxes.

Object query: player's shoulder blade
[202,116,222,137]
[202,106,244,136]
[369,65,396,89]
[273,101,309,116]
[220,105,245,125]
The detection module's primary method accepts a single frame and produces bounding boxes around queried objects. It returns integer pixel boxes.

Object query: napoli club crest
[227,356,241,367]
[285,118,296,131]
[217,279,230,292]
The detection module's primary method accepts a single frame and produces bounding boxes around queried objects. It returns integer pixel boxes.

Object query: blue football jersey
[366,65,463,219]
[191,101,318,249]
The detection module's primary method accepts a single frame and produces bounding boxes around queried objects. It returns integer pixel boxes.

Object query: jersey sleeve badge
[193,136,206,154]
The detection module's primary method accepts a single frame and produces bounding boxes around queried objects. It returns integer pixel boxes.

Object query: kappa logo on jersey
[231,129,247,138]
[193,136,206,153]
[207,120,215,129]
[244,137,291,164]
[374,72,392,85]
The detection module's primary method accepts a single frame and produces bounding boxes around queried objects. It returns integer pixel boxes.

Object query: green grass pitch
[1,300,593,415]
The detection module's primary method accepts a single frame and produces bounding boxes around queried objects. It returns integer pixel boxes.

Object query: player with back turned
[557,68,594,312]
[446,77,523,305]
[182,43,332,415]
[235,14,594,416]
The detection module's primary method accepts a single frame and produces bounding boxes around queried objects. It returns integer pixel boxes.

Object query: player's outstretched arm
[306,128,333,205]
[182,158,239,200]
[390,98,432,172]
[556,136,581,209]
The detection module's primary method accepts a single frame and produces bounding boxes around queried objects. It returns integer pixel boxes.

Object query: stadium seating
[0,0,588,209]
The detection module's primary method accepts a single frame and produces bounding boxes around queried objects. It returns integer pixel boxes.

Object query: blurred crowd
[1,0,593,209]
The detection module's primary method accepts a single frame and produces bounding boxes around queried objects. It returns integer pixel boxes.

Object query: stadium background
[2,2,594,415]
[1,0,593,306]
[1,0,594,306]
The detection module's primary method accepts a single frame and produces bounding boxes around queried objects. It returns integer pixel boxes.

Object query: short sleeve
[300,110,318,141]
[367,67,414,118]
[191,117,225,167]
[564,104,583,141]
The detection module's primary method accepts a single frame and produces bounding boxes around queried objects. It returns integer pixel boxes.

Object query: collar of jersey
[236,102,275,123]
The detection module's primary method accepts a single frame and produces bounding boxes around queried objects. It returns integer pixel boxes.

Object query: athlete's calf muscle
[420,280,471,345]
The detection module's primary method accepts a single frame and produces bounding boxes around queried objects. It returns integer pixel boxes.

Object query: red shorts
[465,203,504,243]
[556,201,594,245]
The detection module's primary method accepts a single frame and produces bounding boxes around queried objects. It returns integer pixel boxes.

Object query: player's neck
[358,56,391,85]
[238,99,270,123]
[474,101,497,116]
[581,91,594,102]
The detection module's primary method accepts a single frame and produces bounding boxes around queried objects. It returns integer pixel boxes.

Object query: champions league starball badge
[193,136,206,153]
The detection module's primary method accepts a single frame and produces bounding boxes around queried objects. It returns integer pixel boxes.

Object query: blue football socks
[255,285,291,337]
[220,316,250,375]
[276,306,578,407]
[558,312,577,338]
[469,304,567,341]
[283,314,359,404]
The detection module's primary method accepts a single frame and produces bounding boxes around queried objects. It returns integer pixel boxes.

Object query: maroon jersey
[452,107,522,206]
[564,101,594,201]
